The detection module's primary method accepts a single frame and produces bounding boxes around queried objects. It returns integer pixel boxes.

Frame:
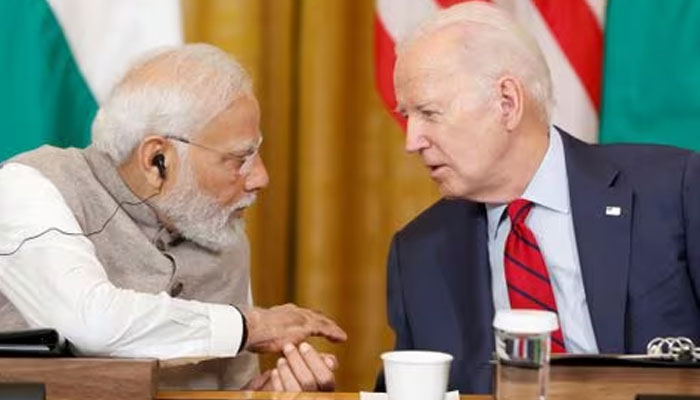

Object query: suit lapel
[561,130,632,353]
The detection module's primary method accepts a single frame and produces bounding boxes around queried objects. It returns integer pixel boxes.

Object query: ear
[136,136,177,190]
[497,76,524,131]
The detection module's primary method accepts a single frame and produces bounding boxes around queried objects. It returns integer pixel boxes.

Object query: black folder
[0,329,70,357]
[551,353,700,368]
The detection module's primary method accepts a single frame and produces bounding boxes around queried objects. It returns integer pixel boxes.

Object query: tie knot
[507,199,533,224]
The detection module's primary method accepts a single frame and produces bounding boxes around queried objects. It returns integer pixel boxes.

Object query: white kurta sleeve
[0,163,244,358]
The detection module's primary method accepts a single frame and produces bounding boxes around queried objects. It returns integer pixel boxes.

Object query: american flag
[375,0,605,143]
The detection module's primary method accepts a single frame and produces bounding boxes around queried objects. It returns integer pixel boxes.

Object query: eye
[419,109,440,121]
[222,155,244,171]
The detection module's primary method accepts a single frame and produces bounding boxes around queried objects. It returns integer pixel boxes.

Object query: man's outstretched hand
[242,303,347,353]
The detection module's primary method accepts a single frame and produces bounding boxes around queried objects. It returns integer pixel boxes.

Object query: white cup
[381,350,453,400]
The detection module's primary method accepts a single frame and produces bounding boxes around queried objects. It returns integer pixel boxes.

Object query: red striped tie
[504,199,566,353]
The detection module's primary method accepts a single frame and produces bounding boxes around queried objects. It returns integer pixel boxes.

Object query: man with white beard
[0,44,345,392]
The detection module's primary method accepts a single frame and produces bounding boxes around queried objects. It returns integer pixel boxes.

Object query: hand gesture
[244,342,338,392]
[242,303,347,353]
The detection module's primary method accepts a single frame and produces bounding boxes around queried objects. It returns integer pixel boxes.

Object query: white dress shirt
[0,162,244,359]
[486,127,599,353]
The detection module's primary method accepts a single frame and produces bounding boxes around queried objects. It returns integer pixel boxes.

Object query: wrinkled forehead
[192,94,261,147]
[395,27,468,85]
[394,33,477,106]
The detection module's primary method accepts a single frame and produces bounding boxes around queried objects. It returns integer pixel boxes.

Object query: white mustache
[233,193,257,212]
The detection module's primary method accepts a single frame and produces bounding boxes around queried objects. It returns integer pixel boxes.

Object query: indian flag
[376,0,700,150]
[0,0,182,162]
[600,0,700,150]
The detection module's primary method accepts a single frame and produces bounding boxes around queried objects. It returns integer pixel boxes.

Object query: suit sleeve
[387,233,414,350]
[682,152,700,303]
[375,233,414,391]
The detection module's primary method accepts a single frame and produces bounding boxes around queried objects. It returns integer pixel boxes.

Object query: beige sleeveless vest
[1,145,258,389]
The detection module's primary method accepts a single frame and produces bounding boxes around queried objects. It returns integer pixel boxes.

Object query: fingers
[271,343,338,392]
[270,368,284,392]
[305,309,347,343]
[244,303,347,354]
[321,353,338,370]
[277,358,302,392]
[243,369,271,390]
[282,343,318,391]
[298,342,336,391]
[319,321,348,343]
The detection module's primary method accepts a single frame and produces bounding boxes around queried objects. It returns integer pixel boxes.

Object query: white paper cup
[381,350,453,400]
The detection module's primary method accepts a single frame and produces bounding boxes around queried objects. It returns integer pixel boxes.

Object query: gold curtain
[182,0,439,391]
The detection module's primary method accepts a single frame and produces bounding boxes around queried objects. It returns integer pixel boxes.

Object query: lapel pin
[605,206,622,216]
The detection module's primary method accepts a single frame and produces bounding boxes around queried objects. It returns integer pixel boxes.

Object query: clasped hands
[240,303,347,392]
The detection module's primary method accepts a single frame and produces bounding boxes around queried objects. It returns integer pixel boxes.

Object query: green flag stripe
[0,0,97,162]
[600,0,700,150]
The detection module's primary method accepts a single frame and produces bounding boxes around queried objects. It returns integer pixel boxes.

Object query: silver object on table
[646,337,700,362]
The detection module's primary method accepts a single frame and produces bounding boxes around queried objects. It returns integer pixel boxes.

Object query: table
[157,392,484,400]
[2,357,699,399]
[157,365,700,400]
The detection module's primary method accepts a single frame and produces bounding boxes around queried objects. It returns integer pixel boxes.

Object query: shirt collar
[486,126,570,239]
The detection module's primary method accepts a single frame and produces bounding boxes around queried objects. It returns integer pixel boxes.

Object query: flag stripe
[531,0,603,111]
[495,0,601,143]
[376,0,439,42]
[0,0,97,161]
[600,0,700,150]
[584,0,606,27]
[47,0,183,103]
[374,16,405,126]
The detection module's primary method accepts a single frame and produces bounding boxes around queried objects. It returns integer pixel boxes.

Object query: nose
[404,118,430,153]
[244,154,269,191]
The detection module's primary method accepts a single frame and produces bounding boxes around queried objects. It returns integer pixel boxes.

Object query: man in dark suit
[380,2,700,394]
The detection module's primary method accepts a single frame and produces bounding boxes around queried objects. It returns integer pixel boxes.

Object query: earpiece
[152,154,166,179]
[2,154,167,257]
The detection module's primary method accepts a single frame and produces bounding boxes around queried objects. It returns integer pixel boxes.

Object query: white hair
[92,43,253,163]
[399,2,553,123]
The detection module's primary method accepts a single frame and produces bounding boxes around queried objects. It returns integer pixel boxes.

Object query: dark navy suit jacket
[378,130,700,393]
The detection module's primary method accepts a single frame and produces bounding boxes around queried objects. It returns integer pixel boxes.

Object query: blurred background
[2,0,700,392]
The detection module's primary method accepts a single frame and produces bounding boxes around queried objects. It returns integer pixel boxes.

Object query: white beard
[152,157,256,251]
